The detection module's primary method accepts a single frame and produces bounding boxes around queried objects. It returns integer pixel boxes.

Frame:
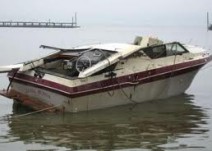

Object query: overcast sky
[0,0,212,26]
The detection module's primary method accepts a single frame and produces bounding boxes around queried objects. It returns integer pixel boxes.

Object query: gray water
[0,25,212,151]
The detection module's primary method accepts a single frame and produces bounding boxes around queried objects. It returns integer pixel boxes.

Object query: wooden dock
[0,14,79,28]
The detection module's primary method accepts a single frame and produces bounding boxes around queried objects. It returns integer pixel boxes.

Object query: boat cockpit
[40,47,117,78]
[62,48,115,76]
[40,42,189,79]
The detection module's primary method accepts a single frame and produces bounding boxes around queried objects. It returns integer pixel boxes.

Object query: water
[0,25,212,151]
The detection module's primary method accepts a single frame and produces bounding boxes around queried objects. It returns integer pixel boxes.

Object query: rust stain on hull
[0,89,62,113]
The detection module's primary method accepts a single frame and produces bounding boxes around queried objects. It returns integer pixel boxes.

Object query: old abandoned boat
[0,37,211,112]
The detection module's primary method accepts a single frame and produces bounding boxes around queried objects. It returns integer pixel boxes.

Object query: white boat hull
[9,69,198,112]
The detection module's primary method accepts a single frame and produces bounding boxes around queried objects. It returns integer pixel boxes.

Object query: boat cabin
[39,37,189,79]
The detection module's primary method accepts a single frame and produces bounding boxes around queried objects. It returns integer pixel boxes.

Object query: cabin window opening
[142,45,166,59]
[143,43,188,59]
[166,43,188,56]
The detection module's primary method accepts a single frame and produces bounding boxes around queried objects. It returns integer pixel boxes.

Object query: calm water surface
[0,25,212,151]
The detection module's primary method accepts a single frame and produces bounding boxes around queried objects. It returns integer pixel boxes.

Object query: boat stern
[0,88,63,112]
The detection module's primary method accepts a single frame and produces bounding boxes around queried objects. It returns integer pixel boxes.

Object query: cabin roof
[73,43,141,52]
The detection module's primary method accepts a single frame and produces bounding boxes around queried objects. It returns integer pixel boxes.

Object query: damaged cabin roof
[73,43,141,52]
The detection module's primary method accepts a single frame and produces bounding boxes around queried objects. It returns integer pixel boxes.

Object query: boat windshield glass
[165,43,188,56]
[142,42,188,59]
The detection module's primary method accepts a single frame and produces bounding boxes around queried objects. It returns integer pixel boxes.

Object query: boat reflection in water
[7,94,208,150]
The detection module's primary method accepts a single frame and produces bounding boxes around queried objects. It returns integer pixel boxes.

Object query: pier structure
[207,12,212,30]
[0,13,79,28]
